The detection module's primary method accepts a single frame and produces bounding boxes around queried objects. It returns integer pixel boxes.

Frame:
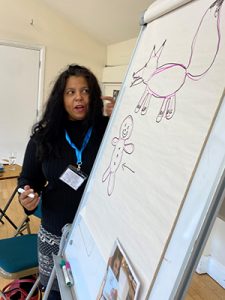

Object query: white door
[0,42,44,165]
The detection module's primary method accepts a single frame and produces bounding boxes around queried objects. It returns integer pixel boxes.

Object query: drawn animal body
[131,0,224,122]
[102,115,134,196]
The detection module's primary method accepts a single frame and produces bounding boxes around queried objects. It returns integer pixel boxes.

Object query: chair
[0,233,41,300]
[0,185,22,232]
[0,183,32,236]
[0,234,38,280]
[0,197,42,298]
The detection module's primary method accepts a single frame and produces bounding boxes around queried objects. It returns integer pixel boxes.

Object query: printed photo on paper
[97,239,140,300]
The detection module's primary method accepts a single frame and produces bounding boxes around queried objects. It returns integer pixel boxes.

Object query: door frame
[0,39,45,120]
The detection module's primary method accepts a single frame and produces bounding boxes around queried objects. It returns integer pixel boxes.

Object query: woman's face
[112,257,121,277]
[64,75,90,121]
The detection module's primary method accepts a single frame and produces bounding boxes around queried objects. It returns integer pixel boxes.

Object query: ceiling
[42,0,155,45]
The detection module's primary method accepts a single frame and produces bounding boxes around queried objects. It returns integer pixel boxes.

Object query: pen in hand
[18,187,35,199]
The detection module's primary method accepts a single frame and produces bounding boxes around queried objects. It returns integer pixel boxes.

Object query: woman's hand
[102,96,115,117]
[18,184,40,211]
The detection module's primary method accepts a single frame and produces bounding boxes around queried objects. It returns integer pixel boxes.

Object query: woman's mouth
[74,105,85,112]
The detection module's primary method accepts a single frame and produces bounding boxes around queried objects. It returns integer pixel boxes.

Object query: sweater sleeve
[18,138,46,215]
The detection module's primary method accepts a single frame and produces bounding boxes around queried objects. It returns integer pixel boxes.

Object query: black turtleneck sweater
[18,116,109,235]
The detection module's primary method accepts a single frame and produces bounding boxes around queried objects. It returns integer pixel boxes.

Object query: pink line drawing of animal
[102,115,134,196]
[130,0,224,123]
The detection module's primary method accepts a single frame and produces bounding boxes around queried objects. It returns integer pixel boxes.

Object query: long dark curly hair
[32,64,103,159]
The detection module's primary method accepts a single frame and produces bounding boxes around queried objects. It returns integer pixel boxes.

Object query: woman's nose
[74,91,82,100]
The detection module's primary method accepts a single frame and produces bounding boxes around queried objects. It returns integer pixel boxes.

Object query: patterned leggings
[38,225,61,291]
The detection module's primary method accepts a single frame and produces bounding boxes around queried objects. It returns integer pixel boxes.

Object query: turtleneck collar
[65,119,91,148]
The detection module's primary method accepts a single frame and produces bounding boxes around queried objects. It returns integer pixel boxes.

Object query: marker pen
[65,261,74,286]
[60,259,72,287]
[18,188,35,199]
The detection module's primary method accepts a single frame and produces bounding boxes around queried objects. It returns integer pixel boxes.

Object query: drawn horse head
[130,39,166,87]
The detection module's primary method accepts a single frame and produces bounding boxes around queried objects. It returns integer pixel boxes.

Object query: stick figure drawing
[130,0,224,122]
[102,115,134,196]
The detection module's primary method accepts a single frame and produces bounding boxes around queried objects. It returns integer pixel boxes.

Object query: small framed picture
[102,83,121,100]
[97,239,140,300]
[113,89,120,101]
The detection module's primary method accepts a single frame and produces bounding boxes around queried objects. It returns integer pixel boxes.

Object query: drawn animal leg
[107,172,116,196]
[156,98,167,123]
[165,95,176,120]
[141,92,152,115]
[134,86,149,114]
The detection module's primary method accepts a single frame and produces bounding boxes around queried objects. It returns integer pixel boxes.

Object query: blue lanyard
[65,127,93,170]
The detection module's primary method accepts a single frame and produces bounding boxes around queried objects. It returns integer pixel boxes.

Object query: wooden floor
[1,178,225,299]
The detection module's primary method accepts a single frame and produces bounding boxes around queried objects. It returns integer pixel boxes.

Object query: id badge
[60,165,87,190]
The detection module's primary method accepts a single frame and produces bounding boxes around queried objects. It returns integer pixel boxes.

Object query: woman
[18,64,114,299]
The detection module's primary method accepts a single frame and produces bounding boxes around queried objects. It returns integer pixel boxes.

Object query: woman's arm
[18,138,46,214]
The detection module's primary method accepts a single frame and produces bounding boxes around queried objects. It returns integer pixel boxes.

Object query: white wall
[197,218,225,289]
[209,218,225,267]
[106,38,137,66]
[102,38,137,83]
[0,0,106,102]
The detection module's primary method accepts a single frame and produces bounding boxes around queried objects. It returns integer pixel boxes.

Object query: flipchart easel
[43,0,225,299]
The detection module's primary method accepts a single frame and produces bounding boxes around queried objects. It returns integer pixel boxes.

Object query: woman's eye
[81,88,89,94]
[65,88,89,95]
[66,90,74,95]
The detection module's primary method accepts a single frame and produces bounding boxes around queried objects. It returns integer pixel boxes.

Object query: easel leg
[0,290,7,300]
[26,276,41,300]
[42,268,57,300]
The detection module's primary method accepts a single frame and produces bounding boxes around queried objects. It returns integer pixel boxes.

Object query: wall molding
[197,255,225,289]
